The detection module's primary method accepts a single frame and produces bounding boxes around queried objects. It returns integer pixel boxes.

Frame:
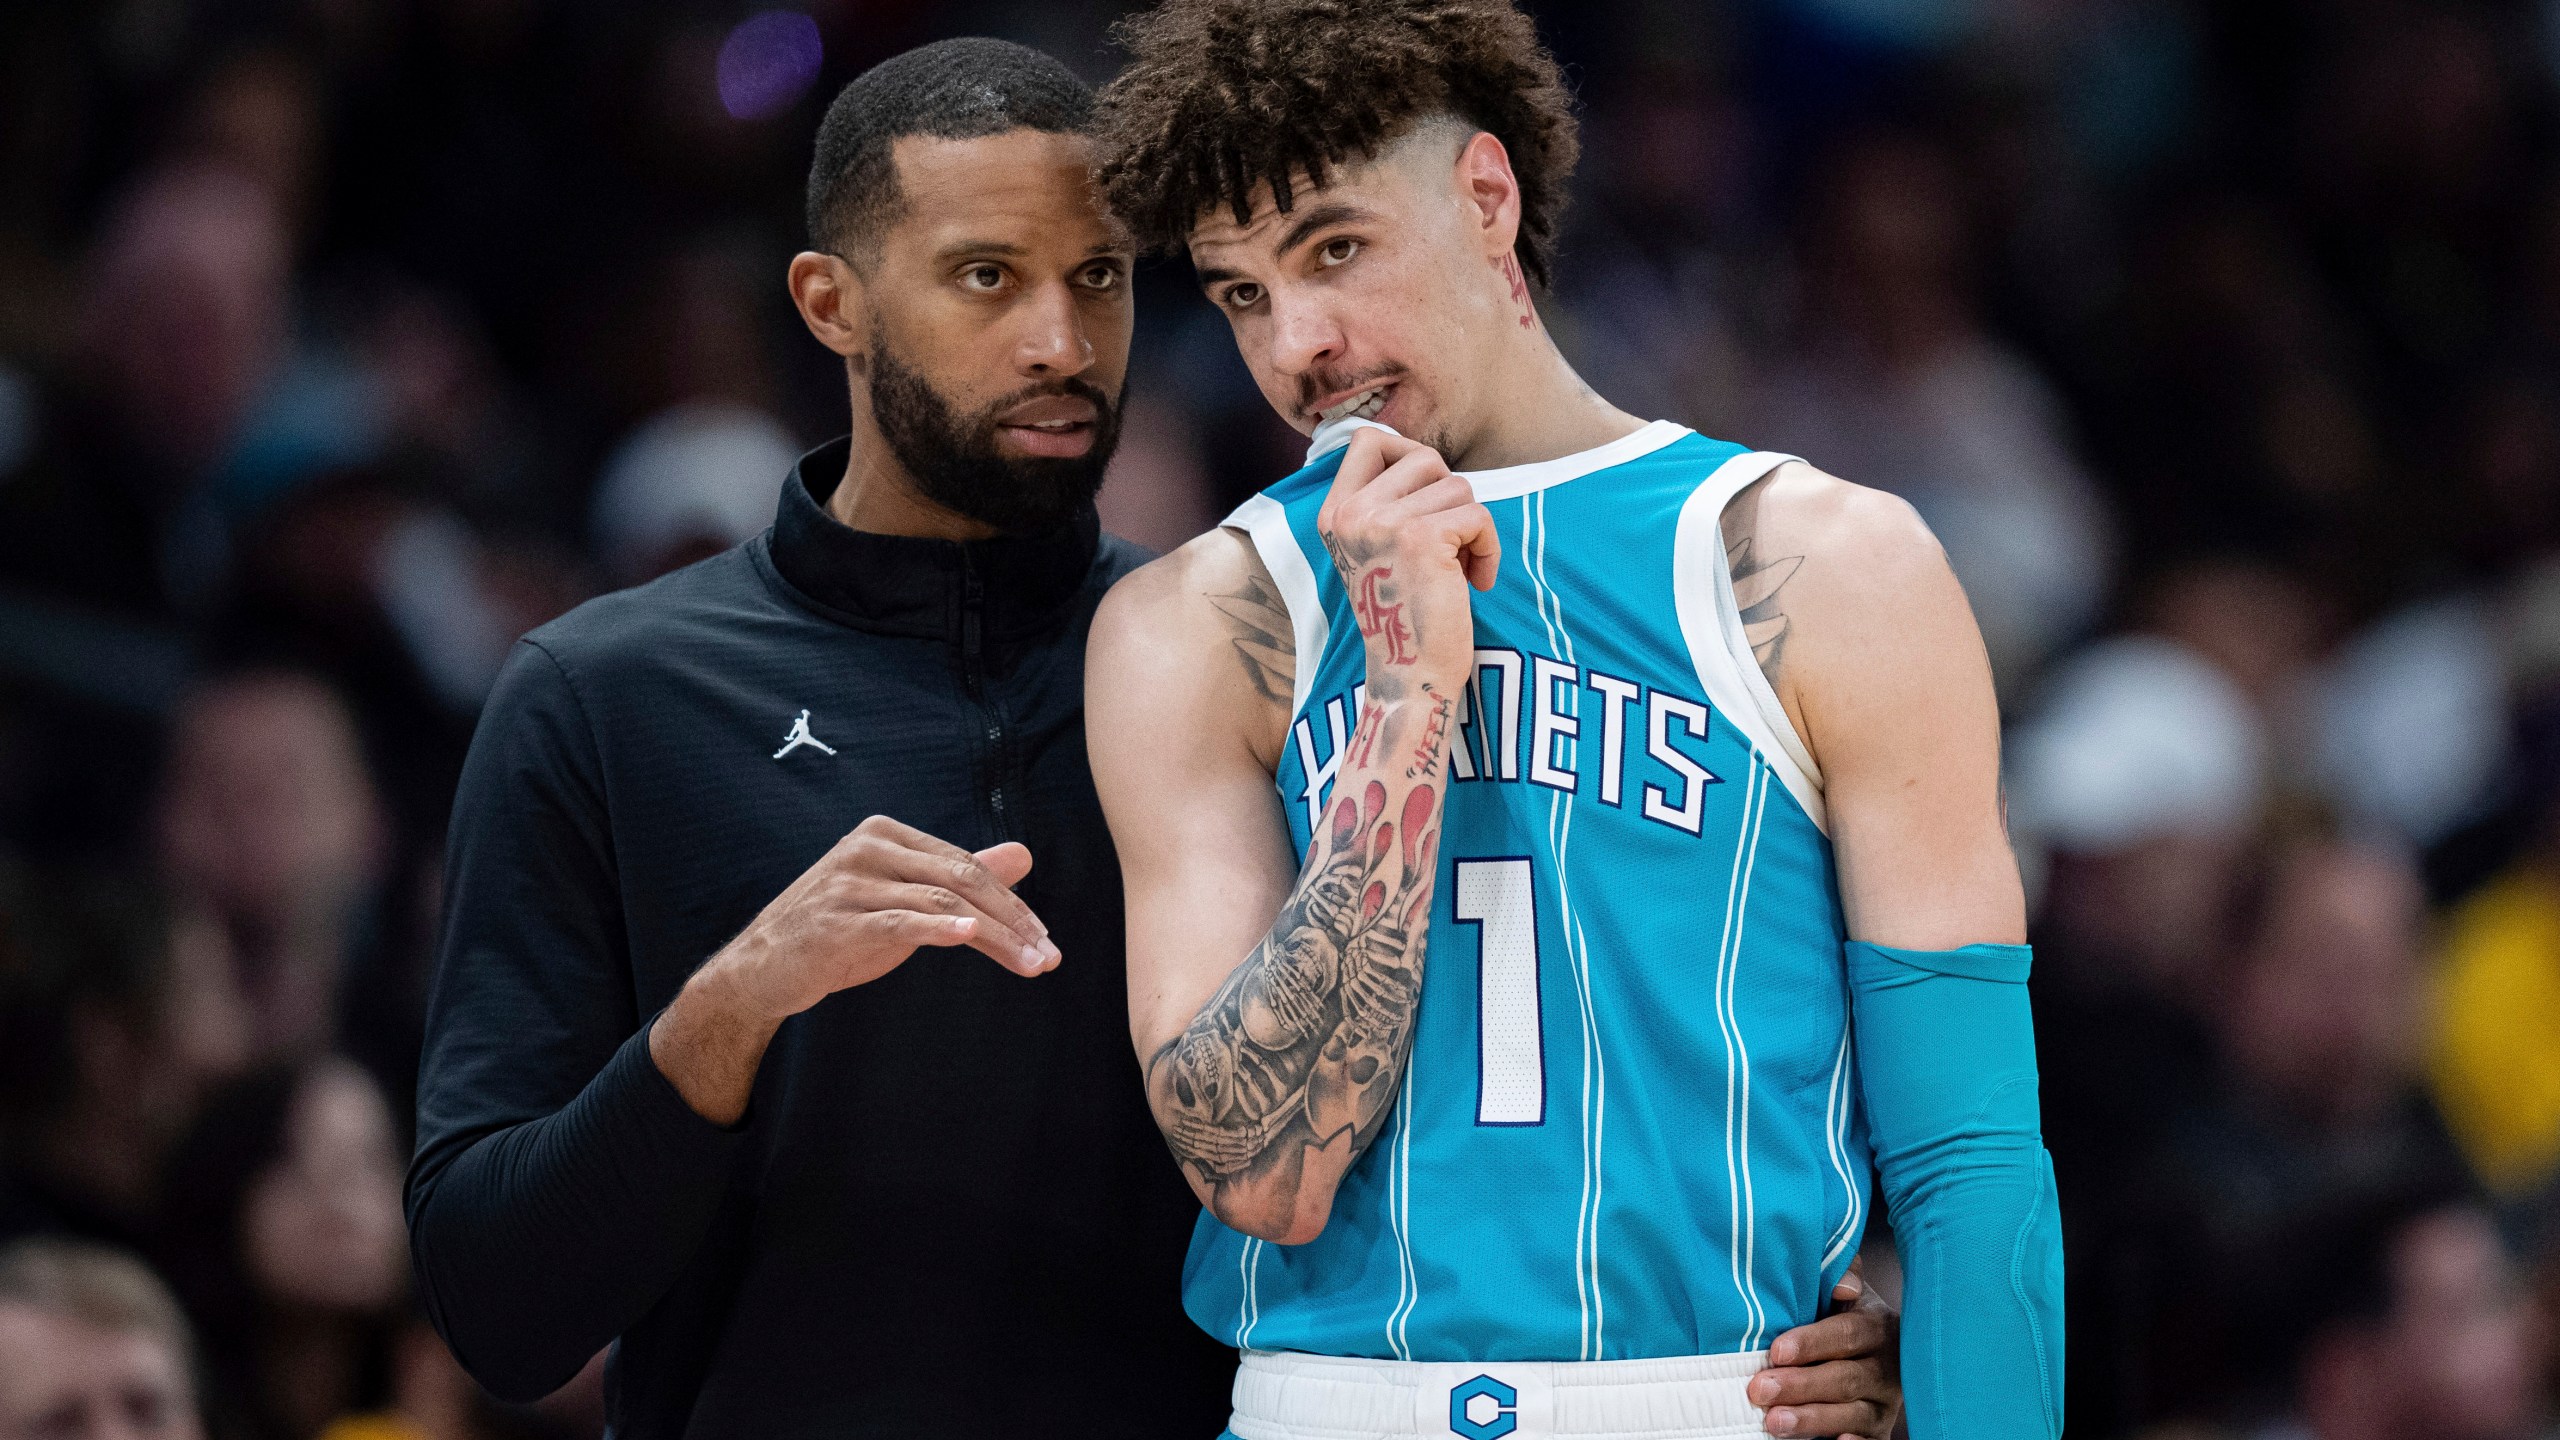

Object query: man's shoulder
[1739,460,1937,580]
[520,543,778,679]
[1098,524,1264,625]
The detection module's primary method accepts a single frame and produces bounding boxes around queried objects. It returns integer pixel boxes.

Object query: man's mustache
[980,376,1118,422]
[1295,364,1407,420]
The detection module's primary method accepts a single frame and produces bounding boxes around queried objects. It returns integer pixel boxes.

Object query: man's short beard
[867,331,1121,536]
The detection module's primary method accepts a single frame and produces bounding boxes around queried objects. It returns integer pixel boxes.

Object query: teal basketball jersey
[1188,421,1866,1364]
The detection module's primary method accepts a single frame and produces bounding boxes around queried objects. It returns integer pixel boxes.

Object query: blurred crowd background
[3,0,2560,1436]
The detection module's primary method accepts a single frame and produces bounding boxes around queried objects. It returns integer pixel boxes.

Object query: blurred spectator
[2219,844,2435,1128]
[158,1059,410,1440]
[2259,1201,2546,1440]
[588,403,793,586]
[2313,593,2507,849]
[2011,633,2269,988]
[2122,841,2477,1423]
[2428,561,2560,1215]
[2139,561,2331,721]
[177,47,325,245]
[0,1236,205,1440]
[0,164,291,622]
[0,872,250,1252]
[1749,127,2114,686]
[152,671,385,1065]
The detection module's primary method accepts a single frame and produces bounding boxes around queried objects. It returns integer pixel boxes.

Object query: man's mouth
[995,395,1101,457]
[1314,385,1392,426]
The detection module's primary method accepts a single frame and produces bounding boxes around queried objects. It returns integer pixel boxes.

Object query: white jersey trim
[1300,416,1690,504]
[1464,419,1690,503]
[1222,493,1331,721]
[1671,453,1827,832]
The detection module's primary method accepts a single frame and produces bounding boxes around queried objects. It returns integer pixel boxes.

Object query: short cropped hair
[0,1237,196,1359]
[1093,0,1580,289]
[804,37,1096,260]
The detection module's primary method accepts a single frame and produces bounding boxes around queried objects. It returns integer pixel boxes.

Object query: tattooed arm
[1089,430,1497,1244]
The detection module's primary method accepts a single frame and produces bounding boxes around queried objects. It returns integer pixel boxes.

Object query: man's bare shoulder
[1099,524,1260,624]
[1725,462,1978,717]
[1738,462,1941,587]
[1097,525,1295,704]
[1090,526,1296,765]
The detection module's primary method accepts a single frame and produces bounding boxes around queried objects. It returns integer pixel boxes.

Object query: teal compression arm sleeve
[1847,941,2064,1439]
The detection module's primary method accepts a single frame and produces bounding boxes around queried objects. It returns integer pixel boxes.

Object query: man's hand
[1749,1264,1904,1439]
[1316,428,1498,699]
[651,815,1059,1124]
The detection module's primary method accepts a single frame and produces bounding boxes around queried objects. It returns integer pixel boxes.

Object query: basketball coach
[407,37,1899,1440]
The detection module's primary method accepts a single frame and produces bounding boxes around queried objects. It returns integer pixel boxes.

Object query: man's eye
[1223,282,1263,310]
[1318,237,1360,266]
[1081,264,1121,291]
[961,265,1006,292]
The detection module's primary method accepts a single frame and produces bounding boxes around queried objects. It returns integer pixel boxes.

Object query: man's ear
[1455,130,1524,262]
[788,250,870,365]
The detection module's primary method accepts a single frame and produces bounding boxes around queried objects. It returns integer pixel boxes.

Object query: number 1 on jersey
[1454,858,1547,1126]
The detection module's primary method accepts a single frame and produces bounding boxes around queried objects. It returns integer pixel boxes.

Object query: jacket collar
[763,436,1102,642]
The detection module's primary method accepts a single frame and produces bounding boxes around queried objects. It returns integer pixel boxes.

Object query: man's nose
[1015,281,1094,377]
[1268,289,1344,385]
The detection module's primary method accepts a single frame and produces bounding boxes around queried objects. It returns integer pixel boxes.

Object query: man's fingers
[1379,473,1478,520]
[1831,1264,1867,1307]
[974,841,1033,887]
[869,882,1050,975]
[1759,1401,1887,1439]
[861,909,978,957]
[1328,428,1427,494]
[1422,501,1500,590]
[872,827,1054,950]
[1359,449,1456,505]
[1749,1356,1883,1408]
[1764,1305,1890,1368]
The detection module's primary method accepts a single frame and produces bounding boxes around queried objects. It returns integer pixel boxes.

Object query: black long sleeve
[400,446,1231,1438]
[408,640,744,1401]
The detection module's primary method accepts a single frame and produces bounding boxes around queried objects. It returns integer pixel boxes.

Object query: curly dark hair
[1092,0,1580,289]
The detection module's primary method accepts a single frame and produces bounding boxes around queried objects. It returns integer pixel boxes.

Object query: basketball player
[1084,3,2062,1438]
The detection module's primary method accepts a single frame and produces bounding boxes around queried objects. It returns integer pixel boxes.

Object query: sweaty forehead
[884,130,1124,252]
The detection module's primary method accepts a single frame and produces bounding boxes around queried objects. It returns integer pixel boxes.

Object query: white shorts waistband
[1229,1349,1769,1440]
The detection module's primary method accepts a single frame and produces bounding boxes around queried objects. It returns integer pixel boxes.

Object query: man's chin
[927,457,1109,536]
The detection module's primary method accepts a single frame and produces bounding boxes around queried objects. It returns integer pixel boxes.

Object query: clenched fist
[1315,429,1499,699]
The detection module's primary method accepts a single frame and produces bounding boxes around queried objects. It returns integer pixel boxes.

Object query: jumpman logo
[771,709,837,761]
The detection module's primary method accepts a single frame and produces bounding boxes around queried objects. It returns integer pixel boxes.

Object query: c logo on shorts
[1449,1374,1519,1440]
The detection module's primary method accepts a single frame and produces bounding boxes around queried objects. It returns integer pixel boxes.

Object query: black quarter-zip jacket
[407,438,1235,1437]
